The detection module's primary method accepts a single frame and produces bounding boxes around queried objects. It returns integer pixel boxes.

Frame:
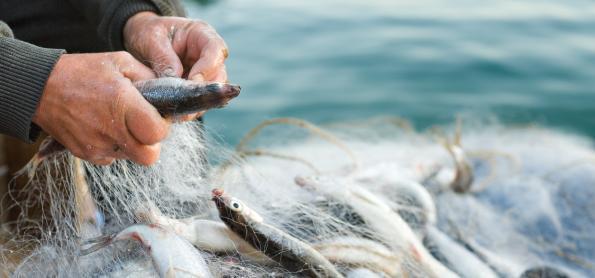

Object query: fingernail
[159,67,177,78]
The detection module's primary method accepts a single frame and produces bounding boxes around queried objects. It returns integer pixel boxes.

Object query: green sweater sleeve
[0,1,185,142]
[0,21,64,142]
[67,0,186,51]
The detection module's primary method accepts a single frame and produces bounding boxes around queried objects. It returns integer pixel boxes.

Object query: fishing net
[0,116,593,277]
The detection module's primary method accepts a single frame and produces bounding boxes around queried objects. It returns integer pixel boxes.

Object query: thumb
[115,51,156,82]
[121,84,170,146]
[148,33,184,78]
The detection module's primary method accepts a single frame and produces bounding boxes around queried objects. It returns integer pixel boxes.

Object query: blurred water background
[184,0,595,144]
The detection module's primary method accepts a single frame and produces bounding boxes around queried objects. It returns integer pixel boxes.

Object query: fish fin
[79,240,111,256]
[79,234,115,255]
[81,234,112,245]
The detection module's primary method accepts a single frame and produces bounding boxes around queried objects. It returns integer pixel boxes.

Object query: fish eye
[229,198,243,212]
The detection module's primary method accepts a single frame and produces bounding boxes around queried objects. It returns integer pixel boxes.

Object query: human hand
[33,52,170,165]
[123,12,229,120]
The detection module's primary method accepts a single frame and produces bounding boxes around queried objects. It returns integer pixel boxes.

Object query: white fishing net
[1,116,593,277]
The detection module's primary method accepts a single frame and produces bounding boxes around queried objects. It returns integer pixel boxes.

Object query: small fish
[313,236,403,278]
[211,188,344,278]
[22,78,240,174]
[452,234,523,277]
[135,203,273,264]
[520,266,569,278]
[136,77,240,116]
[424,226,498,278]
[354,169,437,230]
[295,175,459,278]
[80,224,213,278]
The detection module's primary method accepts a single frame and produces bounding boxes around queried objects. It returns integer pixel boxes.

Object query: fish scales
[136,77,240,116]
[212,189,344,278]
[80,224,213,278]
[26,77,240,166]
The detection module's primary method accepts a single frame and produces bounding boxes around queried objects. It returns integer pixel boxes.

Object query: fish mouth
[211,188,226,207]
[212,188,225,198]
[220,84,241,99]
[211,189,239,223]
[205,83,241,99]
[294,176,308,187]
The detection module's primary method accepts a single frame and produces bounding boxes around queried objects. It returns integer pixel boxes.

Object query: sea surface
[184,0,595,144]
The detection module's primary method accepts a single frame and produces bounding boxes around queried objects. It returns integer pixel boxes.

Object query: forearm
[0,22,64,142]
[68,0,186,51]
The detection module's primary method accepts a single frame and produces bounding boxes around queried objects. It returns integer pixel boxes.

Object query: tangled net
[0,116,593,277]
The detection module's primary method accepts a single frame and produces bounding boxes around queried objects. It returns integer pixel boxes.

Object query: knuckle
[114,79,129,91]
[110,91,128,122]
[148,24,161,33]
[111,82,130,104]
[191,19,209,28]
[114,51,133,62]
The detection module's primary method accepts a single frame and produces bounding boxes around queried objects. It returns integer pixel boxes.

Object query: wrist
[33,55,63,128]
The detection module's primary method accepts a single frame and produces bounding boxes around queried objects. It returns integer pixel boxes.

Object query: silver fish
[23,77,240,174]
[80,224,213,278]
[211,188,344,278]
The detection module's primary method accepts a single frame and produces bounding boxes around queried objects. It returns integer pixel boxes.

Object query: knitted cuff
[0,37,64,142]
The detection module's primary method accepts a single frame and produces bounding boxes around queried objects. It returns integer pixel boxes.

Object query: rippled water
[185,0,595,143]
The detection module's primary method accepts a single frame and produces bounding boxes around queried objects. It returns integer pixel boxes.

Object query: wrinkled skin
[124,12,229,121]
[33,12,229,165]
[33,52,168,165]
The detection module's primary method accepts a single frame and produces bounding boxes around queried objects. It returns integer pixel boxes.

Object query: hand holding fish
[32,52,170,166]
[124,12,229,120]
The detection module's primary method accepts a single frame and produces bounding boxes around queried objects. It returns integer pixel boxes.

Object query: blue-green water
[185,0,595,144]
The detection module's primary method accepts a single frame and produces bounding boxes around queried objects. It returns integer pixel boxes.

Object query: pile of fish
[6,79,593,277]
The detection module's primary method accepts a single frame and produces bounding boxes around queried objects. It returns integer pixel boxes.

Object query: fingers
[122,85,170,146]
[119,141,162,166]
[116,51,157,81]
[113,56,170,165]
[147,32,184,77]
[212,64,228,83]
[124,12,184,77]
[82,133,163,166]
[124,16,229,82]
[40,51,169,167]
[188,42,228,82]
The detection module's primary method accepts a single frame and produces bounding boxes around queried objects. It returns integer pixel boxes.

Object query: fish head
[294,175,327,190]
[211,188,263,225]
[295,175,343,197]
[203,83,241,108]
[206,83,241,98]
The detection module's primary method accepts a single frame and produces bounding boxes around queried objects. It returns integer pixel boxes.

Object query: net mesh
[0,117,593,277]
